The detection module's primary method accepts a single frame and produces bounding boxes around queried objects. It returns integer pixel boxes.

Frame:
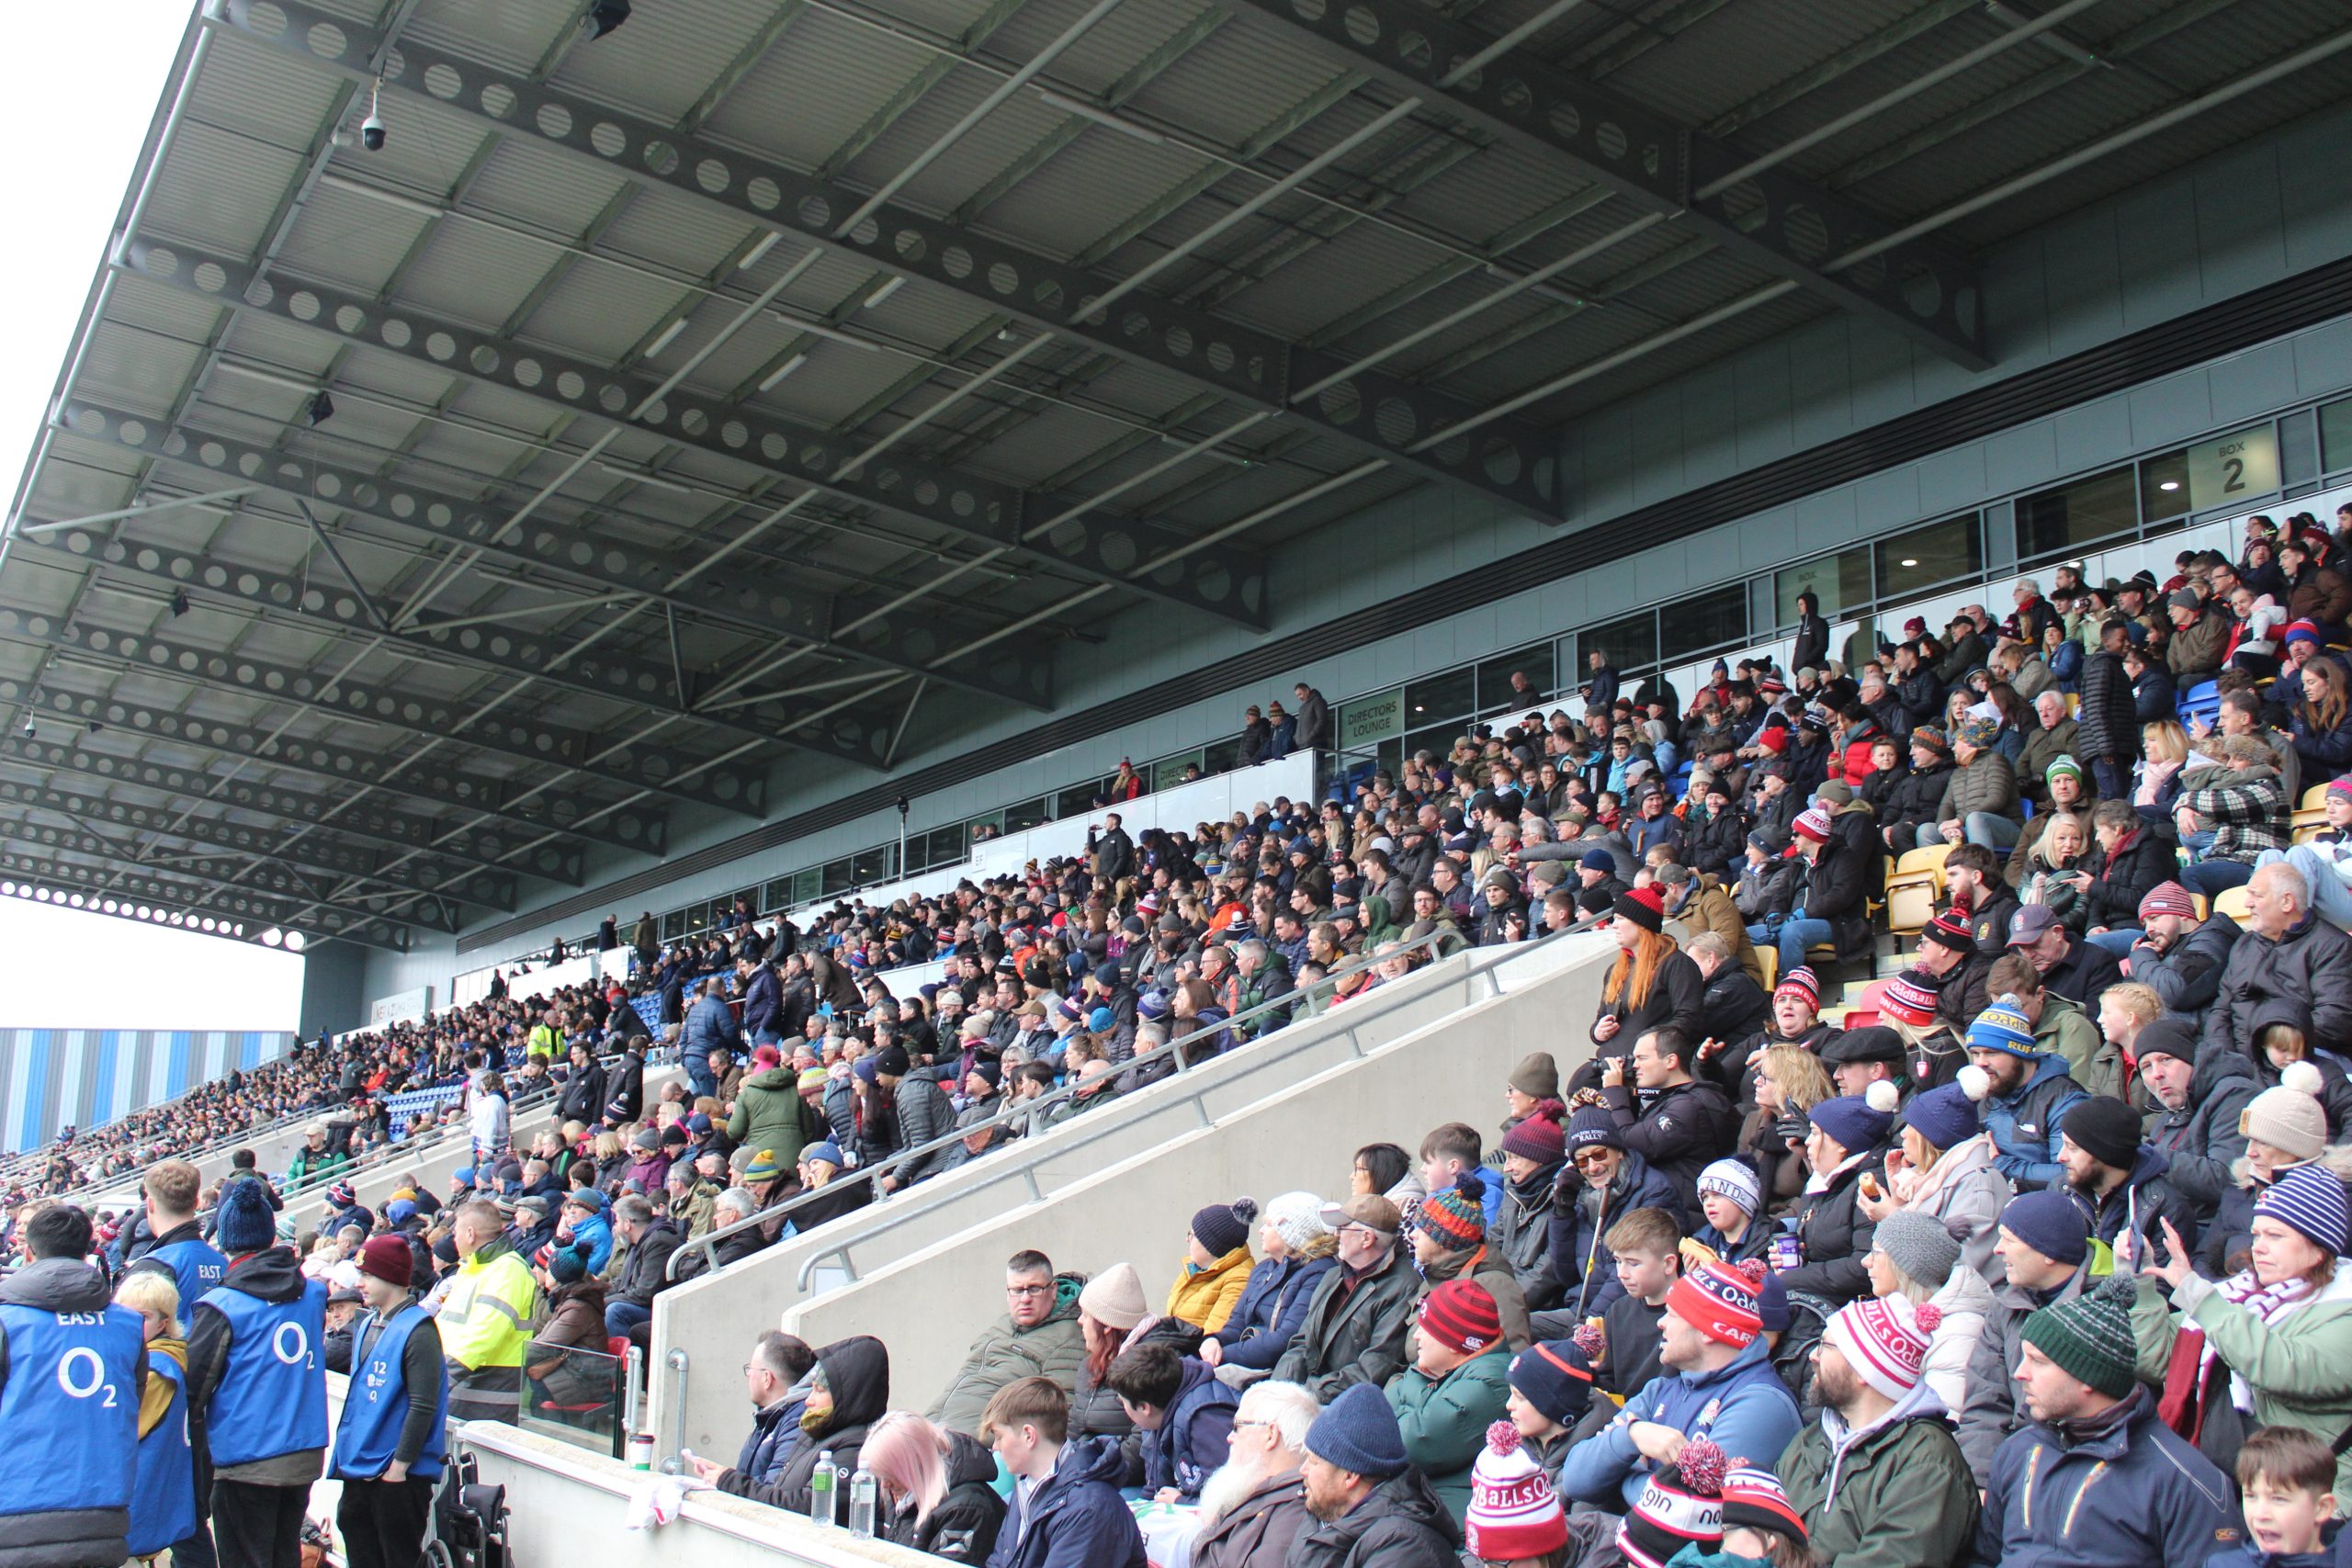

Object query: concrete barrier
[459,1420,935,1568]
[645,932,1611,1457]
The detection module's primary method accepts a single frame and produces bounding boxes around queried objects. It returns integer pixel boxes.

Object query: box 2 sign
[2188,425,2281,513]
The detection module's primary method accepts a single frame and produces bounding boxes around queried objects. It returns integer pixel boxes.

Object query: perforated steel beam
[1218,0,1991,368]
[0,681,654,860]
[54,389,1050,713]
[209,0,1559,534]
[16,507,832,784]
[0,813,447,933]
[0,843,413,952]
[0,773,504,913]
[0,601,759,819]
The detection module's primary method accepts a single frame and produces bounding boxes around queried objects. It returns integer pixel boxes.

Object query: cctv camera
[361,111,386,152]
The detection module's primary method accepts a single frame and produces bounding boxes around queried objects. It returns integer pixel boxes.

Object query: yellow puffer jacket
[1165,1246,1254,1333]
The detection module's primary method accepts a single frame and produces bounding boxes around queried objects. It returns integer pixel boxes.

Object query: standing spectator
[331,1237,447,1568]
[0,1204,145,1568]
[2075,617,2139,798]
[1187,1381,1317,1568]
[1290,1383,1461,1565]
[1585,887,1702,1089]
[980,1377,1147,1568]
[435,1197,539,1424]
[876,1046,953,1190]
[187,1180,328,1568]
[933,1251,1085,1437]
[126,1158,227,1313]
[684,980,741,1099]
[1293,683,1331,752]
[1973,1280,2241,1565]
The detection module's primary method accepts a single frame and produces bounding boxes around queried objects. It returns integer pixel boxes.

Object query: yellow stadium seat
[2303,784,2332,810]
[1756,947,1778,994]
[1883,844,1951,938]
[2214,885,2255,923]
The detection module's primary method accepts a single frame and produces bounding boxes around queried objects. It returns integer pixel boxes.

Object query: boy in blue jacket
[2209,1426,2340,1568]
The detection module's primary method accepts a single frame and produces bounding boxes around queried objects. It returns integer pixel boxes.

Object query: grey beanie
[1874,1208,1962,1290]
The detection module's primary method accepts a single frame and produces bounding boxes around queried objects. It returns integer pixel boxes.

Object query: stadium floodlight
[284,931,308,952]
[260,928,283,946]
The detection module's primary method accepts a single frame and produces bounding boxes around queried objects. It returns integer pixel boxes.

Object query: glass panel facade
[1661,582,1748,662]
[2016,467,2137,560]
[1875,514,1983,601]
[1476,643,1555,711]
[1584,610,1658,674]
[2324,395,2352,473]
[1404,666,1476,728]
[1777,545,1872,624]
[2141,448,2191,521]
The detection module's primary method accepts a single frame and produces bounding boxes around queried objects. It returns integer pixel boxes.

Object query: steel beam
[0,843,412,952]
[0,727,563,885]
[0,813,447,933]
[0,773,506,913]
[1217,0,1991,369]
[208,0,1560,531]
[0,600,760,819]
[0,680,652,859]
[55,389,1051,712]
[15,509,838,784]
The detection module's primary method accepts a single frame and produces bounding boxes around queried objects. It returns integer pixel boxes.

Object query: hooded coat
[725,1066,811,1171]
[982,1434,1147,1568]
[1210,1247,1339,1371]
[0,1256,147,1568]
[1165,1246,1254,1334]
[880,1428,1003,1562]
[1898,1132,2014,1287]
[1136,1358,1238,1500]
[2129,912,2241,1022]
[1983,1053,2088,1190]
[1558,1335,1801,1511]
[1383,1344,1512,1520]
[1283,1465,1461,1568]
[1777,1381,1981,1568]
[717,1336,888,1517]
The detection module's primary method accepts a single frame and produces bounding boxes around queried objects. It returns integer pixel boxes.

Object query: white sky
[0,6,308,1034]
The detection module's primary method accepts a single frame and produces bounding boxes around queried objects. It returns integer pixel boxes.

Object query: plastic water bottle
[808,1457,837,1526]
[848,1468,878,1539]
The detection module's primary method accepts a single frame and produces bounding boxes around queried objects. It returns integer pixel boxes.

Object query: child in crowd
[1596,1207,1680,1406]
[1690,1157,1770,1267]
[2211,1427,2340,1567]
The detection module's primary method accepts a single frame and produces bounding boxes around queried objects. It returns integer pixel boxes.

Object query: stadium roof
[4,0,2348,952]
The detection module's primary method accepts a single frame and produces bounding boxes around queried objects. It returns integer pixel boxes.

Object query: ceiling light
[306,390,334,425]
[644,318,687,356]
[261,928,282,946]
[739,232,779,270]
[757,354,808,393]
[1900,558,1918,568]
[67,894,84,908]
[2160,480,2181,491]
[201,918,218,931]
[102,899,117,913]
[134,904,150,919]
[863,276,905,310]
[587,0,631,38]
[285,931,308,952]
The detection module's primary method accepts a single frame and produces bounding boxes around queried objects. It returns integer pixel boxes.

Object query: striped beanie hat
[1416,1173,1488,1249]
[1919,910,1976,954]
[2332,774,2352,802]
[1773,964,1820,1008]
[2020,1277,2139,1400]
[1419,1278,1503,1355]
[1720,1467,1808,1546]
[1792,807,1834,845]
[1911,725,1948,754]
[2137,882,2196,922]
[1966,997,2037,1057]
[1881,969,1940,1029]
[2256,1163,2350,1258]
[1466,1423,1566,1560]
[1823,1294,1942,1403]
[1697,1158,1762,1218]
[1665,1260,1763,1348]
[1616,1438,1728,1568]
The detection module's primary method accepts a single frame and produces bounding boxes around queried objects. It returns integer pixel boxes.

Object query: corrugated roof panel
[980,0,1221,99]
[455,136,637,237]
[388,216,574,329]
[592,184,759,277]
[74,327,211,417]
[401,0,578,76]
[312,93,499,212]
[145,122,309,255]
[1608,0,1945,129]
[98,275,232,345]
[961,124,1226,261]
[266,182,435,297]
[194,33,350,151]
[508,256,683,362]
[702,8,944,170]
[1124,17,1363,152]
[549,0,795,127]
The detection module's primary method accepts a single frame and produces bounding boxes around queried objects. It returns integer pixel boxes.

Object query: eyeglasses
[1005,1283,1053,1297]
[1571,1149,1615,1168]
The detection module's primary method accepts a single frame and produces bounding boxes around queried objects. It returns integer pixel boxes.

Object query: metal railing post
[663,1348,689,1461]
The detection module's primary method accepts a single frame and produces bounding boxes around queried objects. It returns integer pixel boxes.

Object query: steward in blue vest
[186,1179,327,1568]
[332,1237,447,1568]
[117,1278,198,1563]
[0,1203,146,1568]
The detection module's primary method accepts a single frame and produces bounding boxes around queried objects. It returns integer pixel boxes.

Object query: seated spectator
[601,1194,682,1340]
[1490,1101,1566,1312]
[2257,773,2352,931]
[1705,964,1832,1111]
[1558,1259,1799,1513]
[2126,881,2239,1024]
[1864,1208,1995,1414]
[683,1331,814,1503]
[524,1249,614,1407]
[1290,1382,1460,1563]
[1200,1193,1337,1378]
[1462,1423,1572,1565]
[1922,718,2021,851]
[858,1411,1004,1563]
[1586,1208,1679,1404]
[2004,902,2126,1018]
[980,1377,1147,1568]
[1407,1176,1530,1355]
[1984,948,2117,1100]
[1657,864,1762,987]
[2204,861,2352,1055]
[1069,1264,1161,1456]
[1859,1075,2009,1286]
[1348,1141,1425,1213]
[931,1250,1084,1436]
[1776,1083,1899,1309]
[2213,1427,2342,1568]
[1385,1279,1511,1522]
[1956,1190,2098,1484]
[1600,1028,1739,1213]
[1685,931,1770,1047]
[1780,1292,1979,1568]
[1271,1195,1418,1403]
[2135,1017,2255,1227]
[716,1336,888,1520]
[1690,1158,1769,1268]
[1544,1110,1681,1319]
[1165,1201,1257,1334]
[1187,1381,1317,1568]
[1973,1279,2242,1565]
[1501,1336,1598,1474]
[2288,653,2352,782]
[1818,1024,1905,1100]
[1106,1341,1236,1504]
[2057,1095,2199,1264]
[2177,734,2293,897]
[1736,1044,1834,1216]
[1967,997,2088,1190]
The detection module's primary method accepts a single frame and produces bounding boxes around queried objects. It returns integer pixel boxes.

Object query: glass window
[922,827,964,870]
[790,867,821,905]
[1875,513,1983,600]
[1202,735,1246,773]
[1476,644,1555,712]
[2325,395,2352,474]
[2017,468,2136,560]
[1660,583,1747,662]
[852,846,890,886]
[662,909,686,941]
[1004,795,1050,832]
[1404,665,1476,729]
[1153,752,1203,791]
[763,877,794,911]
[2141,448,2191,522]
[1584,610,1658,674]
[1405,722,1462,761]
[1777,546,1872,625]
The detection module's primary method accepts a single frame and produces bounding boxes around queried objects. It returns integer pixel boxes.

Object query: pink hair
[860,1412,949,1522]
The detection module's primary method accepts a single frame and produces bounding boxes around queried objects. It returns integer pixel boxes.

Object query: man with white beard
[1187,1381,1317,1568]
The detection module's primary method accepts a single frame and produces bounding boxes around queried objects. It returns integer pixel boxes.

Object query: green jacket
[1385,1345,1512,1521]
[1777,1393,1980,1568]
[2133,1269,2352,1496]
[726,1066,810,1169]
[2034,992,2120,1101]
[928,1273,1088,1436]
[283,1145,349,1191]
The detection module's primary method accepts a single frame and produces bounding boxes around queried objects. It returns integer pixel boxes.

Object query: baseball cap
[1319,1193,1402,1235]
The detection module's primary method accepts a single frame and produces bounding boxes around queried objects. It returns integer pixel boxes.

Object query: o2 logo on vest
[57,1346,119,1407]
[274,1322,315,1369]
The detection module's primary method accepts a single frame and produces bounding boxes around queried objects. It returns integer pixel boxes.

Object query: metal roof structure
[4,0,2348,953]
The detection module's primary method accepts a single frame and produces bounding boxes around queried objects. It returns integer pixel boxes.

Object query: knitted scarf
[2156,1269,2312,1438]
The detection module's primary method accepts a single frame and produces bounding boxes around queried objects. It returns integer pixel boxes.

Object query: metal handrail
[669,911,1602,1282]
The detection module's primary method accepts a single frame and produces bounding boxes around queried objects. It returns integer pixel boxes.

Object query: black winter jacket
[2131,913,2241,1021]
[1600,1078,1742,1213]
[718,1336,888,1519]
[1779,1153,1881,1308]
[2075,646,2139,761]
[2077,826,2177,931]
[2203,911,2352,1055]
[2147,1045,2257,1213]
[1284,1466,1461,1568]
[882,1429,1004,1562]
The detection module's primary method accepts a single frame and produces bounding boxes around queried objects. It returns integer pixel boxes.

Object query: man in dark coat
[2005,905,2124,1011]
[2202,859,2352,1054]
[1597,1029,1740,1214]
[981,1378,1147,1568]
[1288,1385,1460,1568]
[2075,618,2141,799]
[1292,683,1331,752]
[2055,1097,2201,1266]
[1270,1197,1419,1404]
[2133,1020,2256,1222]
[2128,883,2240,1024]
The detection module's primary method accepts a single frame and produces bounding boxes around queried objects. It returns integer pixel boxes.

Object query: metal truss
[0,842,413,952]
[0,764,517,908]
[0,599,759,820]
[56,383,1050,714]
[1219,0,1991,369]
[209,0,1560,533]
[0,680,650,861]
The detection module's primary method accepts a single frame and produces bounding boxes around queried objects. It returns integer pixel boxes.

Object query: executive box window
[1404,666,1476,728]
[1777,545,1872,626]
[1661,582,1748,663]
[1584,610,1659,675]
[2326,395,2352,474]
[1876,514,1983,601]
[1476,643,1555,710]
[2017,467,2137,560]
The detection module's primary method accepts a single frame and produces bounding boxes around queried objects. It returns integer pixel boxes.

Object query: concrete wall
[647,930,1607,1457]
[460,1421,935,1568]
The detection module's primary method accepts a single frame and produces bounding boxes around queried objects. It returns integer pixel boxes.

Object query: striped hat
[1792,807,1834,845]
[2020,1277,2139,1400]
[1919,910,1977,954]
[1616,1439,1728,1568]
[1823,1294,1942,1403]
[2137,882,2196,922]
[2044,755,2083,783]
[1664,1259,1764,1348]
[1697,1158,1762,1217]
[2256,1163,2350,1257]
[1465,1422,1567,1561]
[2332,774,2352,801]
[1416,1173,1488,1249]
[1720,1467,1808,1546]
[1881,969,1940,1029]
[1773,964,1820,1008]
[1957,716,1999,750]
[1966,997,2038,1057]
[1419,1278,1503,1355]
[1910,725,1948,754]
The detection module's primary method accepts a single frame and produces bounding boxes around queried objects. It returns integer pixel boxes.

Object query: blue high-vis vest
[0,1301,142,1521]
[146,1238,227,1317]
[333,1304,448,1482]
[127,1354,198,1555]
[198,1280,329,1466]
